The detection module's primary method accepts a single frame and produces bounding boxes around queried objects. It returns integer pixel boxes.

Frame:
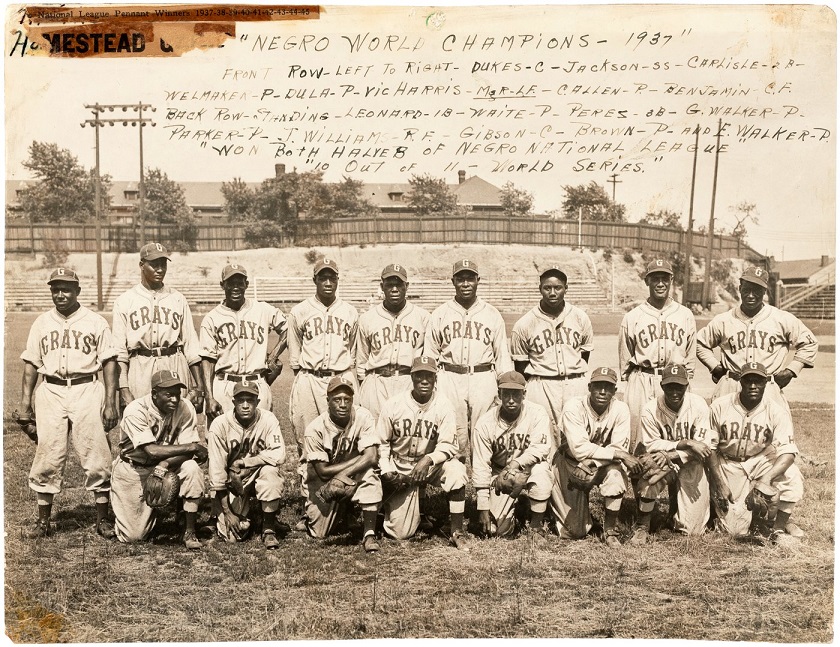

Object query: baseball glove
[12,409,37,444]
[639,452,680,486]
[227,465,260,497]
[745,480,780,517]
[143,464,180,508]
[316,474,357,504]
[567,460,599,492]
[492,464,530,498]
[381,471,411,489]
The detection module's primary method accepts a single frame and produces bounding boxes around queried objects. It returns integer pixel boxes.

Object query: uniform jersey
[376,389,459,470]
[472,401,553,490]
[21,305,118,376]
[207,409,287,491]
[640,393,712,457]
[118,394,199,456]
[356,302,429,380]
[200,299,287,374]
[619,299,696,377]
[709,393,798,461]
[561,397,631,462]
[304,406,378,465]
[424,298,513,371]
[288,297,358,372]
[510,304,594,376]
[697,305,818,376]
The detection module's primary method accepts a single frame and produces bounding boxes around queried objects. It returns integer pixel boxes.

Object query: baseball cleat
[24,521,52,539]
[183,531,202,550]
[262,530,280,550]
[603,531,621,548]
[96,519,117,540]
[784,521,805,538]
[628,527,650,546]
[362,534,380,553]
[449,530,470,552]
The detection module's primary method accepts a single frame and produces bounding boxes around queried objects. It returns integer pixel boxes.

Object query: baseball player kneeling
[549,367,642,547]
[302,376,382,553]
[207,381,287,549]
[472,371,554,537]
[629,364,713,544]
[111,370,208,550]
[706,362,804,547]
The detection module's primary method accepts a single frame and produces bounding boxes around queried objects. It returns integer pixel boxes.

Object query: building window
[388,192,404,202]
[124,190,139,201]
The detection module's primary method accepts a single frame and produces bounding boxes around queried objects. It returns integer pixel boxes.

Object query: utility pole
[682,125,700,306]
[702,119,724,310]
[137,101,155,247]
[607,173,622,203]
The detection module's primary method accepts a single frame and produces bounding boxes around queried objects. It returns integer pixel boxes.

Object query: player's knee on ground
[527,462,553,501]
[177,460,206,499]
[254,465,285,501]
[437,459,467,492]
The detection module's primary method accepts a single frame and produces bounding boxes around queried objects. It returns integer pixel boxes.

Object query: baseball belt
[130,345,183,358]
[300,368,344,378]
[44,374,97,387]
[120,454,152,468]
[728,370,782,385]
[440,362,494,375]
[637,366,666,375]
[217,371,267,383]
[531,373,585,381]
[369,365,412,377]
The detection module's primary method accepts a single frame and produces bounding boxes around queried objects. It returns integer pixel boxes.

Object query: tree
[328,176,378,219]
[561,181,626,222]
[143,168,197,251]
[499,182,534,218]
[729,201,759,243]
[639,209,683,230]
[20,141,111,223]
[407,173,458,217]
[220,178,255,221]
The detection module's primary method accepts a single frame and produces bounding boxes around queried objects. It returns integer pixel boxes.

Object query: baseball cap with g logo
[314,258,339,276]
[661,364,690,386]
[739,362,769,379]
[644,258,674,277]
[740,265,769,289]
[47,267,80,285]
[221,263,248,281]
[233,380,260,397]
[140,242,171,262]
[151,369,186,390]
[326,375,355,394]
[411,356,438,374]
[381,264,408,281]
[590,367,618,385]
[452,259,479,276]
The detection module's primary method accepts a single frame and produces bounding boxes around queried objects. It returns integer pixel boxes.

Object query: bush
[304,249,320,264]
[602,248,613,262]
[41,234,69,268]
[243,222,287,249]
[623,249,635,264]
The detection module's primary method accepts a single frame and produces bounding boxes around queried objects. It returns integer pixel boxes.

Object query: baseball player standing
[472,371,554,537]
[200,263,287,419]
[356,264,429,419]
[376,356,470,551]
[706,362,804,546]
[207,380,287,549]
[424,259,513,458]
[696,265,818,412]
[619,258,696,452]
[16,268,119,539]
[112,242,205,411]
[110,370,208,549]
[549,367,642,546]
[629,364,713,544]
[510,265,594,429]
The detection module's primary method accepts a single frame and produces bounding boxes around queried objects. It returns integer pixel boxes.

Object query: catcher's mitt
[12,409,37,444]
[568,460,599,492]
[745,480,780,517]
[316,474,357,504]
[228,465,260,497]
[639,453,680,486]
[492,464,530,498]
[143,464,180,508]
[381,471,411,489]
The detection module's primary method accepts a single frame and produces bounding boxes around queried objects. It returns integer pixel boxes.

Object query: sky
[4,3,836,260]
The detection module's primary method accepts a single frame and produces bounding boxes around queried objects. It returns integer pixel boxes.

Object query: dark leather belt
[130,345,183,358]
[534,373,585,381]
[44,374,96,386]
[637,366,666,375]
[218,371,266,383]
[300,368,344,378]
[120,455,151,468]
[721,453,750,463]
[441,362,493,375]
[370,365,412,377]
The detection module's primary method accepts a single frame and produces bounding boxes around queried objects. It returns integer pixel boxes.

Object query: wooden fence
[5,215,764,262]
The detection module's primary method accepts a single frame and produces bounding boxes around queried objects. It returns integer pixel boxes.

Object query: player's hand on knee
[409,456,434,485]
[711,365,727,384]
[774,369,795,389]
[190,442,209,464]
[478,510,493,537]
[680,439,712,461]
[616,450,642,476]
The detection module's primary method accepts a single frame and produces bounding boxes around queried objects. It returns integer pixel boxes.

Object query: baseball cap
[740,265,769,289]
[151,369,186,390]
[232,380,260,397]
[661,364,690,386]
[452,259,479,276]
[381,264,408,281]
[645,258,674,277]
[313,258,339,276]
[411,356,438,374]
[326,375,354,394]
[47,268,80,285]
[539,265,567,283]
[497,371,527,390]
[140,242,171,262]
[739,362,768,379]
[221,263,248,281]
[590,367,618,385]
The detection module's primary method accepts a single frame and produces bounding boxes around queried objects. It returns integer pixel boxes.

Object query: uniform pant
[303,464,382,539]
[435,370,498,458]
[111,458,205,543]
[358,373,413,420]
[526,375,588,446]
[290,370,358,456]
[712,454,804,536]
[383,458,467,540]
[127,352,192,398]
[29,380,111,495]
[549,453,627,539]
[637,460,710,535]
[624,371,665,453]
[485,462,553,537]
[216,464,285,541]
[212,375,273,413]
[713,375,790,413]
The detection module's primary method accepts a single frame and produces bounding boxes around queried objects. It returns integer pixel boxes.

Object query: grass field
[3,312,835,642]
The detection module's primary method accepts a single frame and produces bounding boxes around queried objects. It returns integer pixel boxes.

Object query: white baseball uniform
[288,296,359,454]
[112,284,202,397]
[200,298,287,412]
[110,395,205,543]
[619,299,697,450]
[510,304,594,427]
[303,406,381,539]
[424,298,514,456]
[472,401,554,536]
[550,396,632,539]
[637,393,712,535]
[356,302,429,418]
[709,393,804,536]
[697,305,818,410]
[207,408,287,540]
[21,306,118,496]
[376,388,467,540]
